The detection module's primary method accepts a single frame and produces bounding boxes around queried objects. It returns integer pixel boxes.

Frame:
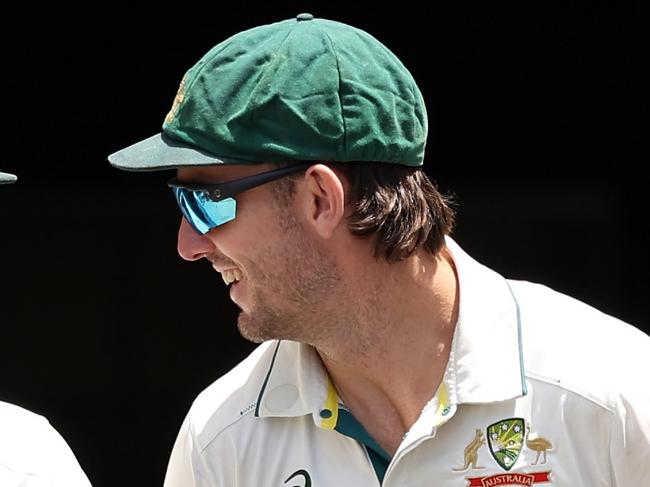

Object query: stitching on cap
[321,27,347,157]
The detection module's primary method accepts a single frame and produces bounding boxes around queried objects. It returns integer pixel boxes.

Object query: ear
[300,164,346,239]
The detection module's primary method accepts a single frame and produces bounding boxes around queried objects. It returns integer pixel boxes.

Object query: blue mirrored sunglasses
[167,163,311,235]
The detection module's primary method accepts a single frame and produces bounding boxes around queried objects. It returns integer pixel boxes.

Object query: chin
[237,314,271,344]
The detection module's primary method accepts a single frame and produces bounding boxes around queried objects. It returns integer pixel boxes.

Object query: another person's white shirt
[0,401,92,487]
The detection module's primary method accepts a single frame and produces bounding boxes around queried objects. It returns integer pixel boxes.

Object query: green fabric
[336,408,391,484]
[109,14,427,171]
[0,172,17,184]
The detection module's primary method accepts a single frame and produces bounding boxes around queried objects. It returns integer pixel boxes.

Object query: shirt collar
[254,238,527,426]
[255,340,337,428]
[445,237,527,404]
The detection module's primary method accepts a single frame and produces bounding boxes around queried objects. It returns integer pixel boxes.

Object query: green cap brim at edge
[108,133,252,172]
[0,172,17,184]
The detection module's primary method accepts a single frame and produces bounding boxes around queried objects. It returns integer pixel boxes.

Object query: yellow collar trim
[320,378,340,429]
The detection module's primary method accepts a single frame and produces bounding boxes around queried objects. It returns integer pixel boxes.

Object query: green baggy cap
[109,14,427,171]
[0,172,17,185]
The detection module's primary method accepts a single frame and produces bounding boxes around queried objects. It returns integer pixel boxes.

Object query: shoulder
[183,340,280,451]
[0,401,58,457]
[508,280,650,409]
[0,401,83,478]
[0,400,49,430]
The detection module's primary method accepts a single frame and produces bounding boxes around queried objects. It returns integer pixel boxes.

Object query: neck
[313,245,459,452]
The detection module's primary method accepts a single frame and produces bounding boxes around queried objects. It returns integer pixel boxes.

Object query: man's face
[176,164,342,344]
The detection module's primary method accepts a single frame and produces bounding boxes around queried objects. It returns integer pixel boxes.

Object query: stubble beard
[236,215,343,345]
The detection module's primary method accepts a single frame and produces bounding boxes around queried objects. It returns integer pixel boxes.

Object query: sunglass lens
[173,189,237,234]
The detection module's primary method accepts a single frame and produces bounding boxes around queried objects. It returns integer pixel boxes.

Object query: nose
[177,217,216,261]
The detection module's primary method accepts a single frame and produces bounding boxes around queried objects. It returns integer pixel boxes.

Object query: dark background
[0,5,647,486]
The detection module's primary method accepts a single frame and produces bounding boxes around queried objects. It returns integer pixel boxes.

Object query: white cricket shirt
[0,401,92,486]
[164,239,650,486]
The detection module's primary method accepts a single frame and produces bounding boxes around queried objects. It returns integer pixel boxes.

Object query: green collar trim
[335,408,390,483]
[505,280,528,396]
[255,341,282,417]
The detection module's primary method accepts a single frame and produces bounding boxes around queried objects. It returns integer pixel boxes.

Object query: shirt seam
[525,372,616,412]
[321,29,347,156]
[197,406,260,454]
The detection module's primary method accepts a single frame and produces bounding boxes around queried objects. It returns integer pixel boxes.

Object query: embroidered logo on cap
[165,76,187,124]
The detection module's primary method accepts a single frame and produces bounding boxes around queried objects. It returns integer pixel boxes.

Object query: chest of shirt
[200,386,613,487]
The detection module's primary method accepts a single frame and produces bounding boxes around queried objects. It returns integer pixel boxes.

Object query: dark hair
[274,162,455,262]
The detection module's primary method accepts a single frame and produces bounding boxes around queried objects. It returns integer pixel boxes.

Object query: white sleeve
[164,413,240,487]
[609,386,650,486]
[0,402,90,486]
[40,419,93,487]
[164,416,199,487]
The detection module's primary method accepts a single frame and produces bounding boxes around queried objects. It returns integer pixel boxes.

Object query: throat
[333,385,423,457]
[336,405,404,458]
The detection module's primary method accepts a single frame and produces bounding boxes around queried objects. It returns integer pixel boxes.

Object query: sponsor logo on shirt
[284,469,311,487]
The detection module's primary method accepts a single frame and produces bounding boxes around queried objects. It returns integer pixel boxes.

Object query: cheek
[207,207,275,255]
[243,232,296,286]
[216,226,282,278]
[216,192,290,267]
